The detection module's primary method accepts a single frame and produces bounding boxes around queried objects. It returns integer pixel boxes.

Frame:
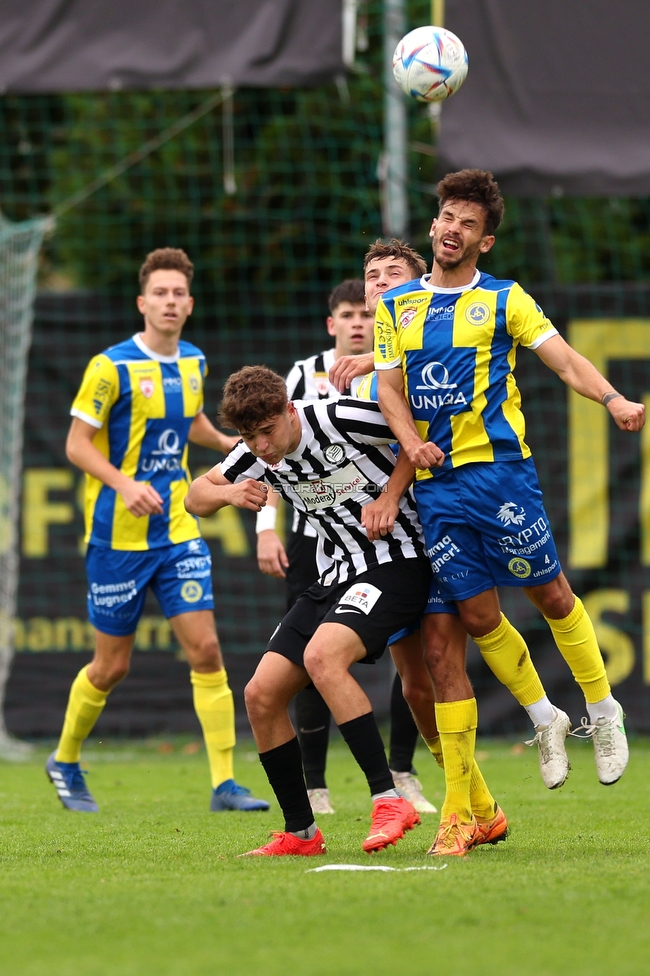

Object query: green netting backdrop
[2,0,650,734]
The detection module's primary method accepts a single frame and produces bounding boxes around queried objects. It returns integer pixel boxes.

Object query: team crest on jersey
[325,444,345,464]
[465,302,490,326]
[399,307,417,329]
[189,374,200,394]
[139,377,155,398]
[314,372,330,396]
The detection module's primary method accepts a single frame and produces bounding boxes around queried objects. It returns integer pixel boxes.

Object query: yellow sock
[191,669,236,789]
[424,733,495,819]
[544,597,611,704]
[435,699,477,823]
[474,613,546,706]
[55,665,108,763]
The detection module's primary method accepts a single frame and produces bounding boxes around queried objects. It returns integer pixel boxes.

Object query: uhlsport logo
[496,502,527,527]
[508,557,531,579]
[141,429,183,473]
[180,580,203,603]
[465,302,490,326]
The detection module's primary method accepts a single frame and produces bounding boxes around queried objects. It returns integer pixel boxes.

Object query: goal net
[0,212,50,759]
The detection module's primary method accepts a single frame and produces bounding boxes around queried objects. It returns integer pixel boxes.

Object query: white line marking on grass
[306,864,448,873]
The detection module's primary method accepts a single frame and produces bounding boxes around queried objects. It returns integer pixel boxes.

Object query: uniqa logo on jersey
[141,428,183,473]
[410,362,467,410]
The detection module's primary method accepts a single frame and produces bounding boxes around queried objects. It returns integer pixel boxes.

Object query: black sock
[259,738,314,833]
[388,672,419,773]
[337,711,394,796]
[295,685,331,790]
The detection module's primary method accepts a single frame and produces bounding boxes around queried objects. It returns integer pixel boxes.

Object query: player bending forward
[375,170,644,802]
[257,277,436,816]
[46,248,269,814]
[186,366,446,856]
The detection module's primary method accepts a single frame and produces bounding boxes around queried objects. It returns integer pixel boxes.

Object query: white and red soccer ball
[392,26,468,102]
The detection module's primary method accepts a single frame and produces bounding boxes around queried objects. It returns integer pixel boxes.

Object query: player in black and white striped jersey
[256,279,435,816]
[185,366,433,856]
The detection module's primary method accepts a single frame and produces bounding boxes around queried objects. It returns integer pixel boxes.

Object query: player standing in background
[256,279,436,816]
[375,171,644,851]
[45,248,269,815]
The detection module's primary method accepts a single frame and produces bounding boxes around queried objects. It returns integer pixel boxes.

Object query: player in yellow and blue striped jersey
[374,172,645,854]
[45,248,269,815]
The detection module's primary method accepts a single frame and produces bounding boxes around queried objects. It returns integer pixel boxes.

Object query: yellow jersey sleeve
[506,283,558,350]
[374,296,401,370]
[70,354,120,429]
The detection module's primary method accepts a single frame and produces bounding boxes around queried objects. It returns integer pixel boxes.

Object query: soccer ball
[392,26,468,102]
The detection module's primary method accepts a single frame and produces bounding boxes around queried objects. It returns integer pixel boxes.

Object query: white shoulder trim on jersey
[419,269,481,294]
[133,333,180,363]
[374,359,401,370]
[70,407,103,429]
[526,328,559,350]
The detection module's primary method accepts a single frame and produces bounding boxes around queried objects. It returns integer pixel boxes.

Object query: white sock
[371,788,400,801]
[289,823,317,840]
[525,696,558,728]
[586,695,619,723]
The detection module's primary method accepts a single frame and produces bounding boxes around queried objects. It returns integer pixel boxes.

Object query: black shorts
[266,557,432,668]
[285,531,319,611]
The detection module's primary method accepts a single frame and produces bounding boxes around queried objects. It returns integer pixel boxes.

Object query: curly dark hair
[363,239,427,279]
[436,169,504,235]
[220,366,288,433]
[138,247,194,291]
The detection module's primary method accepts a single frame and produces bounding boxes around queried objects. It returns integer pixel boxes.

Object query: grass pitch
[1,735,649,976]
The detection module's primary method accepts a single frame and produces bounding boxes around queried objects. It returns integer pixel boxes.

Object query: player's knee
[401,676,434,714]
[244,676,274,724]
[101,660,130,688]
[185,635,223,671]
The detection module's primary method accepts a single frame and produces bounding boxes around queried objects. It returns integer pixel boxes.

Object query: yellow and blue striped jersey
[374,271,557,478]
[71,333,206,550]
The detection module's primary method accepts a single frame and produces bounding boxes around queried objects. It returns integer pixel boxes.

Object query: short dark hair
[220,366,288,433]
[138,248,194,291]
[328,278,366,313]
[436,169,504,235]
[363,239,427,279]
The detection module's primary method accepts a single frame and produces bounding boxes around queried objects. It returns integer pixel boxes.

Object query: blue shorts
[387,578,457,646]
[86,538,215,636]
[414,458,562,602]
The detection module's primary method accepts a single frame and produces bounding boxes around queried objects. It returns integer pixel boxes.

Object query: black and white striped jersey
[221,397,425,586]
[285,348,338,402]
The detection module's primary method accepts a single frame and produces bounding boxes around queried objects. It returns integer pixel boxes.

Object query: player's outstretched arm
[534,334,646,432]
[66,417,164,517]
[185,465,268,517]
[361,449,415,541]
[256,491,289,579]
[188,411,240,453]
[329,351,375,393]
[377,368,445,468]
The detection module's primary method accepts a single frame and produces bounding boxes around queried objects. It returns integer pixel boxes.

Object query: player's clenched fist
[406,440,445,470]
[120,479,164,517]
[607,397,645,433]
[227,479,269,512]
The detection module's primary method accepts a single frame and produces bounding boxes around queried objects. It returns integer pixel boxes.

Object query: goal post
[0,211,52,759]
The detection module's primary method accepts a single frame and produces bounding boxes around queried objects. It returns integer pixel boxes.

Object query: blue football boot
[45,751,99,812]
[210,779,270,812]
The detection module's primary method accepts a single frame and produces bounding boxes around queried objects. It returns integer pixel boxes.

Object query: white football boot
[526,708,571,789]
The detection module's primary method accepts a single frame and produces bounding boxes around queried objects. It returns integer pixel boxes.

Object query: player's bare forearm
[535,334,645,431]
[188,412,240,453]
[66,417,163,515]
[377,370,445,468]
[329,352,375,393]
[185,466,268,517]
[256,530,289,578]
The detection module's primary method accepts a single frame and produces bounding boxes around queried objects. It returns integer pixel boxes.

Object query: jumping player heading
[375,170,644,822]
